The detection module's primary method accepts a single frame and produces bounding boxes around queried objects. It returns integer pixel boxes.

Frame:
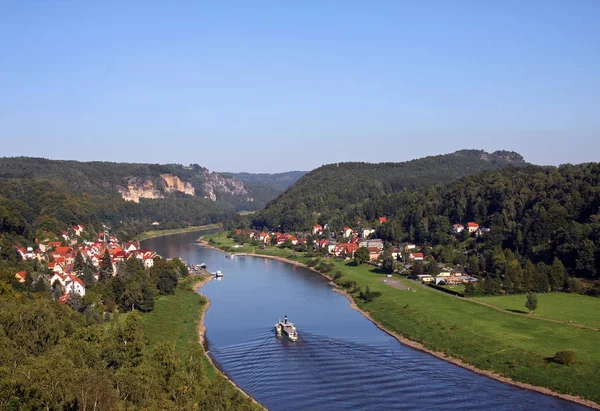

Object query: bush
[306,258,318,268]
[332,271,343,280]
[551,350,575,365]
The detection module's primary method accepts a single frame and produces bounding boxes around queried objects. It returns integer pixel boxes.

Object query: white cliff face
[117,178,164,203]
[117,170,252,203]
[160,174,195,195]
[202,170,250,201]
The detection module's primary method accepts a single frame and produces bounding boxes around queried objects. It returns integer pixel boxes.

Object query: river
[143,231,588,411]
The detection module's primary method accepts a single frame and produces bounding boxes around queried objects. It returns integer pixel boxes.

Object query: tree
[525,292,538,314]
[354,247,370,265]
[74,251,85,273]
[380,250,396,274]
[66,292,82,311]
[549,258,566,291]
[100,250,113,280]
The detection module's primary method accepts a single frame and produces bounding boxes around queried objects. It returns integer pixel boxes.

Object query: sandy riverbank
[191,274,266,410]
[196,240,600,410]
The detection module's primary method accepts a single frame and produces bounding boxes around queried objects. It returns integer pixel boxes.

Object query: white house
[361,228,375,239]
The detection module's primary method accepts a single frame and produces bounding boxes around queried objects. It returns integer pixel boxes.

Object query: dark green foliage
[100,250,113,280]
[354,247,370,265]
[551,350,576,365]
[359,285,382,303]
[252,149,526,232]
[526,293,538,314]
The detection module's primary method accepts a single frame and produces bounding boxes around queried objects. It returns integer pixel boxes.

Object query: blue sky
[0,1,598,172]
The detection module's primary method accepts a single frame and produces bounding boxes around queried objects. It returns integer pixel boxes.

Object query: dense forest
[0,157,265,243]
[0,264,258,410]
[359,163,600,282]
[252,150,527,231]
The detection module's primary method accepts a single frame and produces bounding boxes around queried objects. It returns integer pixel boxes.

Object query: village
[233,217,488,288]
[13,224,158,302]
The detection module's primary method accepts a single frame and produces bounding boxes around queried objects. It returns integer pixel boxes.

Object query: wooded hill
[363,163,600,281]
[252,149,528,232]
[0,157,235,243]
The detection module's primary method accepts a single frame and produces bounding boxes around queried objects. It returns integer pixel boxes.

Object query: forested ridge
[252,152,600,282]
[252,149,527,231]
[360,163,600,283]
[0,157,244,243]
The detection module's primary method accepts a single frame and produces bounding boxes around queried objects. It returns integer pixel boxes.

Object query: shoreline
[136,224,221,241]
[197,240,600,410]
[191,275,266,410]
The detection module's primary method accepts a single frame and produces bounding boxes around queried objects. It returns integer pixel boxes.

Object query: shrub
[332,271,343,280]
[551,350,575,365]
[306,258,318,267]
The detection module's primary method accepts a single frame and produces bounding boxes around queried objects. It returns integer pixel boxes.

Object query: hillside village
[13,225,157,302]
[232,218,488,288]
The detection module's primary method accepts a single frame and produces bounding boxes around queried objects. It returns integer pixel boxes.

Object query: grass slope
[141,278,214,375]
[473,293,600,329]
[204,232,600,404]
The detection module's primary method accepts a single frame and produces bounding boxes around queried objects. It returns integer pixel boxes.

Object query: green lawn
[203,232,600,404]
[473,293,600,329]
[441,283,466,293]
[141,277,215,375]
[332,261,600,403]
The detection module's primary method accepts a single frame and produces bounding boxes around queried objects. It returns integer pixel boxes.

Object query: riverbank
[136,223,221,241]
[192,274,266,410]
[198,235,600,409]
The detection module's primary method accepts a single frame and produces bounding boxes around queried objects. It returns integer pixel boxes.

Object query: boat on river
[275,316,298,341]
[214,270,223,278]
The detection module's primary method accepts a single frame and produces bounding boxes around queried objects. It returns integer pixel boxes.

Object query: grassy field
[441,283,466,293]
[136,223,221,241]
[203,231,600,404]
[473,293,600,329]
[141,276,215,375]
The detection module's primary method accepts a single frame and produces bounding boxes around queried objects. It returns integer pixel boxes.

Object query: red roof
[410,252,424,259]
[48,241,62,247]
[467,222,479,227]
[54,246,72,255]
[379,217,387,223]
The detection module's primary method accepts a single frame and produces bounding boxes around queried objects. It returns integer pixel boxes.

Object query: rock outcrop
[161,174,195,196]
[117,178,164,203]
[202,170,250,201]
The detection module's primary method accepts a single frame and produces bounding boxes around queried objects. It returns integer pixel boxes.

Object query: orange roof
[379,217,387,223]
[467,222,479,227]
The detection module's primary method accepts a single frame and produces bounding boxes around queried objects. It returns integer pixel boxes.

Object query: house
[124,241,140,253]
[438,268,453,277]
[152,221,160,226]
[379,217,387,224]
[71,224,85,236]
[391,247,401,259]
[65,275,86,296]
[368,247,381,261]
[416,274,434,283]
[312,224,324,235]
[342,227,354,238]
[452,224,465,234]
[361,228,375,239]
[404,244,416,251]
[316,239,330,249]
[334,243,359,257]
[258,232,271,243]
[15,271,27,283]
[358,239,384,250]
[409,252,424,261]
[467,222,479,233]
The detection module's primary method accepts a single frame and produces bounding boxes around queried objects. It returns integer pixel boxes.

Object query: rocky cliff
[201,169,251,201]
[118,174,195,203]
[161,174,195,196]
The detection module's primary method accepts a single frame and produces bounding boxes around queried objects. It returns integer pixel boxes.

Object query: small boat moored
[275,315,298,341]
[213,270,223,278]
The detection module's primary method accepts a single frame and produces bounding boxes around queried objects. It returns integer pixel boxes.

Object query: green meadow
[473,293,600,329]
